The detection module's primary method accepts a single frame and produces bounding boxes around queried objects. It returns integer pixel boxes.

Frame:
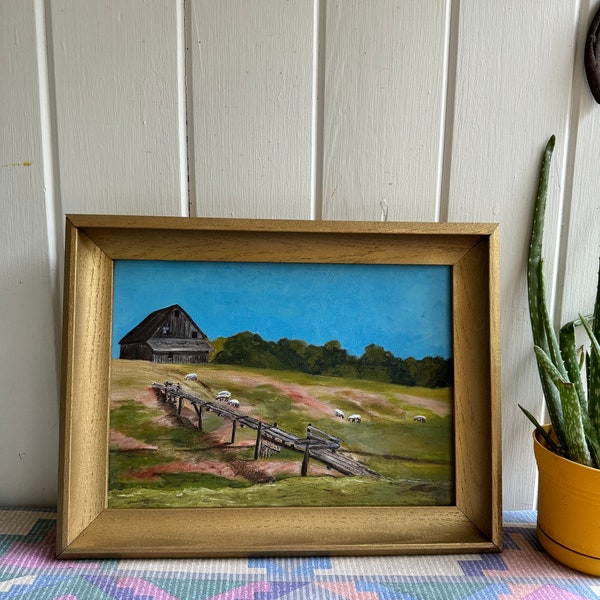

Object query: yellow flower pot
[534,427,600,575]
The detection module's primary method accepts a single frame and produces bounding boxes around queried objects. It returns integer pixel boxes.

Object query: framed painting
[57,215,501,558]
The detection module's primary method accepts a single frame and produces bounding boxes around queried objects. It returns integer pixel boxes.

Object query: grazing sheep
[228,399,240,408]
[216,390,231,401]
[413,415,427,423]
[334,408,345,419]
[347,414,361,423]
[184,373,198,381]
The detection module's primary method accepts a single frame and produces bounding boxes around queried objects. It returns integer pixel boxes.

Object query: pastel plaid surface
[1,510,599,599]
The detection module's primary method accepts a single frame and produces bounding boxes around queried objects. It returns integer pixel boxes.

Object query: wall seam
[34,0,63,379]
[438,0,460,223]
[310,0,326,221]
[177,0,191,217]
[184,0,197,217]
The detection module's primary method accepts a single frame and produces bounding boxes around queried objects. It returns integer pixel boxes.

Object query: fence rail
[151,382,379,478]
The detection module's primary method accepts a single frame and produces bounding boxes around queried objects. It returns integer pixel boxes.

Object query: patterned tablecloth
[1,509,599,599]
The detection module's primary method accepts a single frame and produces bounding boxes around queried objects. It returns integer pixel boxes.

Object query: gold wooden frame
[57,215,501,558]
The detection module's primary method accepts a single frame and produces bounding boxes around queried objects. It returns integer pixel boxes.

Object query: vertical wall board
[50,0,182,216]
[321,1,450,222]
[446,1,581,509]
[558,2,600,329]
[561,111,600,322]
[188,0,314,219]
[0,1,59,505]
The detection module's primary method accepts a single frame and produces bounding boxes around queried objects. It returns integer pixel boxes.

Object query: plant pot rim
[533,425,600,475]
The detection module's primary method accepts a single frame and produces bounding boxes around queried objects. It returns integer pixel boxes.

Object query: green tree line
[211,331,452,388]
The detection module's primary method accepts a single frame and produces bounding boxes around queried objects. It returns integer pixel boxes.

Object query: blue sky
[112,261,452,360]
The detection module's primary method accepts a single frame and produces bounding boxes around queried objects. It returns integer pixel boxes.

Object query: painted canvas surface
[109,260,454,509]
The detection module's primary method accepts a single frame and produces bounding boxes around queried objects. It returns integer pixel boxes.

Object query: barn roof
[118,304,210,346]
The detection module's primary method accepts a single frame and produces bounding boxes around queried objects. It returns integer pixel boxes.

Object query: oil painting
[58,216,501,557]
[109,260,454,509]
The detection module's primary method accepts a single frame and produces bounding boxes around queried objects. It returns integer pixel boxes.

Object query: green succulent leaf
[534,345,593,466]
[524,136,600,468]
[580,312,600,432]
[518,403,563,456]
[526,136,566,448]
[588,263,600,431]
[560,320,587,413]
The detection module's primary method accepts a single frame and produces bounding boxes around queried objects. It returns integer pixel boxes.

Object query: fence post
[192,403,203,430]
[254,422,262,459]
[301,444,310,476]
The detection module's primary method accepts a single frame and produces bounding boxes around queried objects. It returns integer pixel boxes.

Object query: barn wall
[2,0,600,510]
[163,309,203,339]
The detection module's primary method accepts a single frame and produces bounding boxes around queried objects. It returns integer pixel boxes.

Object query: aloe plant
[520,135,600,468]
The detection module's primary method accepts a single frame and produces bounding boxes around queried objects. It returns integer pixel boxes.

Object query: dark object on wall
[119,304,214,363]
[585,5,600,103]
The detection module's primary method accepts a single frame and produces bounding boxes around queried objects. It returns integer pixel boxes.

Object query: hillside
[109,359,454,509]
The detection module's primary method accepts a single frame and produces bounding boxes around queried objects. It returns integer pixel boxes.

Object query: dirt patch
[395,393,452,417]
[130,457,339,483]
[218,373,273,389]
[322,387,389,413]
[111,386,161,409]
[253,459,342,479]
[204,423,256,446]
[271,381,333,418]
[110,430,158,451]
[132,459,239,481]
[152,399,199,428]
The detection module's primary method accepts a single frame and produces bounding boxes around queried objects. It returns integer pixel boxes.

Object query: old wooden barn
[118,304,214,364]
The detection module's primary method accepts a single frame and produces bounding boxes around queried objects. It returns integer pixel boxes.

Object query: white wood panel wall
[2,0,599,510]
[1,0,60,506]
[321,1,450,221]
[50,0,184,217]
[188,0,315,219]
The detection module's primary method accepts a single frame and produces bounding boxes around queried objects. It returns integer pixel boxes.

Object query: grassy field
[108,359,454,508]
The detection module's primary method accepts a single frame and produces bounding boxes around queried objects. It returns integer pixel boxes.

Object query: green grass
[108,359,454,508]
[109,472,453,508]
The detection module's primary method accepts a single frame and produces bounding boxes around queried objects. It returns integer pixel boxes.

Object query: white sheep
[347,414,361,423]
[216,390,232,401]
[334,408,345,419]
[228,399,240,408]
[184,373,198,381]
